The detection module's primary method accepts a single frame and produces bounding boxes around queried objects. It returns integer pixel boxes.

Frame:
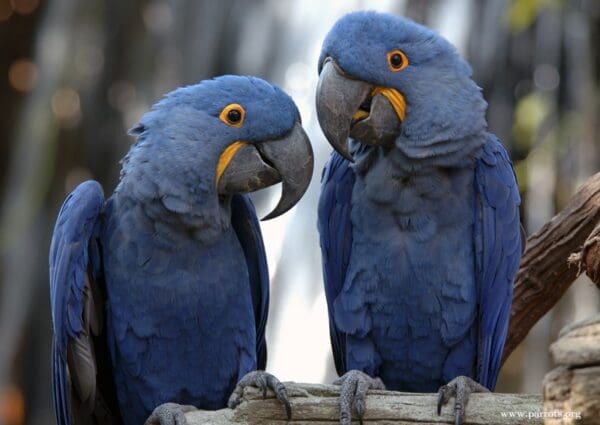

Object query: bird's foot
[333,369,385,425]
[144,403,196,425]
[227,370,291,420]
[437,375,489,425]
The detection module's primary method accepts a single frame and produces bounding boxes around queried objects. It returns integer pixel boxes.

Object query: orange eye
[387,50,408,72]
[219,103,245,127]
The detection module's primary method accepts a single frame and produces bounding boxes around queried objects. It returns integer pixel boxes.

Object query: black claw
[353,399,365,419]
[334,370,385,425]
[145,403,195,425]
[436,376,489,425]
[265,373,291,419]
[278,389,292,419]
[228,371,292,420]
[340,411,351,425]
[356,402,364,416]
[260,376,268,399]
[455,403,465,425]
[281,396,292,421]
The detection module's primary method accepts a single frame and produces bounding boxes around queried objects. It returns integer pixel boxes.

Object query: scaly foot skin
[437,375,489,425]
[333,369,386,425]
[144,403,196,425]
[227,370,292,420]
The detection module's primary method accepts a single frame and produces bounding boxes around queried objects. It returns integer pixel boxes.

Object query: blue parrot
[315,12,522,425]
[49,75,314,425]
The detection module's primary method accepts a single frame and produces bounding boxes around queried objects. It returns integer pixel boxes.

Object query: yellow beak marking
[216,141,248,187]
[352,87,406,122]
[352,110,370,121]
[372,87,406,121]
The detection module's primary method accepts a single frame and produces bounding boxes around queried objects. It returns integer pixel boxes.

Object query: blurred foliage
[506,0,562,32]
[512,92,552,149]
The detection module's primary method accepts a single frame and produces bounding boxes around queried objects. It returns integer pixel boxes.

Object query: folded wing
[49,181,120,424]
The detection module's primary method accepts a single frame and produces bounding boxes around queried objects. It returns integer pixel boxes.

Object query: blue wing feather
[230,194,270,370]
[317,152,355,375]
[49,180,105,425]
[474,135,522,389]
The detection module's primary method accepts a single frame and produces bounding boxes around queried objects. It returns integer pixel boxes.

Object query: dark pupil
[391,53,403,68]
[227,109,241,123]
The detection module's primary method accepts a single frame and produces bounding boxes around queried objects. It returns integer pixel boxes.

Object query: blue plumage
[49,181,106,425]
[101,193,257,423]
[49,75,312,424]
[317,11,522,395]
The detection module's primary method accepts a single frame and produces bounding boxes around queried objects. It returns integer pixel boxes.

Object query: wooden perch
[185,383,542,424]
[503,172,600,363]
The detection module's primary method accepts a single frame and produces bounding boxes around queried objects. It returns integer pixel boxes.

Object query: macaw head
[316,11,487,162]
[126,75,313,221]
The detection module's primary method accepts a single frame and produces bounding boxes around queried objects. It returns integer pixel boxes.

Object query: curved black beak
[316,59,404,159]
[217,122,313,220]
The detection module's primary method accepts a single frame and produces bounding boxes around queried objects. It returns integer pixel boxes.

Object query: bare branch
[503,172,600,364]
[185,382,542,424]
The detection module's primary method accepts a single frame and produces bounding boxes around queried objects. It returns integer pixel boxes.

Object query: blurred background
[0,0,598,423]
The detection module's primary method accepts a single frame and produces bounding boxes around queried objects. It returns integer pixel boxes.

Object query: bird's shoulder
[474,132,520,208]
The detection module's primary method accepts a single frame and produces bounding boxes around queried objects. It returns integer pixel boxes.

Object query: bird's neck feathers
[351,131,486,178]
[113,137,233,245]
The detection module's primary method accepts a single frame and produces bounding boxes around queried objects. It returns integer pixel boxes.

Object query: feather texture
[230,194,270,370]
[317,11,522,393]
[318,135,521,391]
[49,75,302,424]
[318,152,355,375]
[473,136,522,388]
[49,181,121,425]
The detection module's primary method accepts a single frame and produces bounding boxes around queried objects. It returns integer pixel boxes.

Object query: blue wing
[49,180,119,424]
[231,194,270,370]
[474,135,522,389]
[317,152,356,375]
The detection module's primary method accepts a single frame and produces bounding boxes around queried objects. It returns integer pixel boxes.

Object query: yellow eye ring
[219,103,245,127]
[387,50,408,72]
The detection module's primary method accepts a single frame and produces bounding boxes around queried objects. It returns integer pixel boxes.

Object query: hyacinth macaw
[316,12,522,425]
[49,75,314,425]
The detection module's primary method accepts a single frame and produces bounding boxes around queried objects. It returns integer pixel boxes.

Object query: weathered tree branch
[503,172,600,364]
[185,383,542,424]
[568,223,600,288]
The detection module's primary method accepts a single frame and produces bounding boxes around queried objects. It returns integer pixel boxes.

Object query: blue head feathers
[316,11,488,169]
[118,75,313,233]
[132,75,300,144]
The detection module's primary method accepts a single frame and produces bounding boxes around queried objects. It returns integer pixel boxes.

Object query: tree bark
[503,172,600,364]
[568,223,600,288]
[185,383,542,425]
